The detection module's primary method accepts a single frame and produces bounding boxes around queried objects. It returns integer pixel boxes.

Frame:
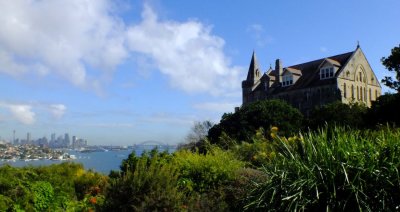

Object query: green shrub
[245,127,400,211]
[174,147,245,193]
[224,168,268,211]
[0,162,105,210]
[31,181,54,211]
[0,194,14,211]
[104,150,183,211]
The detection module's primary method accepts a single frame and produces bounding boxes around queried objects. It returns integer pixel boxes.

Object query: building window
[369,88,372,102]
[357,86,359,100]
[320,67,334,79]
[351,85,354,99]
[375,90,378,100]
[282,75,293,87]
[343,83,347,98]
[364,88,367,102]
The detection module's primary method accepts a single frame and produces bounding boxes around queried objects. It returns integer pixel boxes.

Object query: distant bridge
[137,140,168,146]
[132,140,176,150]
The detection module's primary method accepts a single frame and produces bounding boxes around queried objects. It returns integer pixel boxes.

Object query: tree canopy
[208,99,303,145]
[381,44,400,92]
[307,101,367,129]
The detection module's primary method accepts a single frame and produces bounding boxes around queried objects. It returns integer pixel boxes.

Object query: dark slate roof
[269,50,354,93]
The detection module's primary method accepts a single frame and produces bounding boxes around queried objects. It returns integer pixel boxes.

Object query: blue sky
[0,0,399,145]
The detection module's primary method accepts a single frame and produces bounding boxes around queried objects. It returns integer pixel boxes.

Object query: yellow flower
[271,126,279,132]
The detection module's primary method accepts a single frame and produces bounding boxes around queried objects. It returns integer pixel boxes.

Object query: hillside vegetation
[1,93,400,211]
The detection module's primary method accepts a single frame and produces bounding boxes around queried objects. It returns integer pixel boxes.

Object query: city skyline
[1,130,87,148]
[0,0,399,145]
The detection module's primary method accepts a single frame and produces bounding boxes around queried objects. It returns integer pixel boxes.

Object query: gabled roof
[325,58,341,67]
[284,67,302,75]
[271,50,355,92]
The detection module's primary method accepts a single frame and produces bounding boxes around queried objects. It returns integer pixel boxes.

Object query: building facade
[242,45,382,115]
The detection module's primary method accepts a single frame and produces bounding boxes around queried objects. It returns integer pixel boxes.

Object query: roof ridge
[287,50,354,68]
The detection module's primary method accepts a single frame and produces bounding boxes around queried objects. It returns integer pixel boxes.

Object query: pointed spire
[246,51,261,82]
[357,40,360,49]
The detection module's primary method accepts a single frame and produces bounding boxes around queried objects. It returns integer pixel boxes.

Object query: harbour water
[0,146,176,174]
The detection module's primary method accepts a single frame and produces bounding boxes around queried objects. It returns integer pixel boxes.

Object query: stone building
[242,45,382,115]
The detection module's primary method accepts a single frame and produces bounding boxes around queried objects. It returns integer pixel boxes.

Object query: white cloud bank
[0,1,242,96]
[126,5,242,95]
[0,102,67,124]
[5,104,35,125]
[48,104,67,119]
[0,0,127,91]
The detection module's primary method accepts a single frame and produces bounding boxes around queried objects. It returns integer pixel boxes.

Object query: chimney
[275,59,283,84]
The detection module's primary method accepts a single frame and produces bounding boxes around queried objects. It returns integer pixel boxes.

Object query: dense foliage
[104,148,245,211]
[0,162,107,211]
[381,44,400,92]
[366,92,400,127]
[3,124,400,211]
[307,101,367,129]
[208,99,303,146]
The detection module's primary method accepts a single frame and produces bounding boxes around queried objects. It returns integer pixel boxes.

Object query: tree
[178,121,214,150]
[381,44,400,92]
[208,100,303,146]
[307,101,367,129]
[365,93,400,127]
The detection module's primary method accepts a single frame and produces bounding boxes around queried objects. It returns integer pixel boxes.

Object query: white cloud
[193,102,239,113]
[48,104,67,119]
[0,102,67,124]
[0,1,243,96]
[0,0,127,90]
[247,24,273,47]
[125,4,244,96]
[0,103,36,125]
[320,46,328,53]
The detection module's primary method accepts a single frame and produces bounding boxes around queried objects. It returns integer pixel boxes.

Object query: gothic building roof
[284,51,353,89]
[269,51,354,93]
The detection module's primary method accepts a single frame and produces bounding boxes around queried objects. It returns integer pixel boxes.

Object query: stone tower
[242,51,261,104]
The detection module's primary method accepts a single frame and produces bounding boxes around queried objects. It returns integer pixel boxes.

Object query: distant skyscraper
[72,136,77,149]
[51,133,56,142]
[64,133,70,147]
[13,130,16,145]
[27,132,31,143]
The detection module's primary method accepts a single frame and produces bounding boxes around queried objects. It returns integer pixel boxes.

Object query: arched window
[351,85,354,99]
[357,86,359,100]
[343,83,347,98]
[364,88,367,102]
[369,88,372,102]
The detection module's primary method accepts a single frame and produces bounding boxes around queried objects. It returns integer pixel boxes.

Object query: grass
[245,126,400,211]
